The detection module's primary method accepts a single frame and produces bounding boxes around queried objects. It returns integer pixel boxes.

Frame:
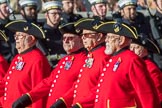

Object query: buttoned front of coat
[0,48,51,108]
[94,50,160,108]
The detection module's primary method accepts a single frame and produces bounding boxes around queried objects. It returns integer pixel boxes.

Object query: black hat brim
[132,38,161,54]
[95,21,138,39]
[5,20,45,39]
[0,30,8,42]
[59,22,82,35]
[74,18,104,32]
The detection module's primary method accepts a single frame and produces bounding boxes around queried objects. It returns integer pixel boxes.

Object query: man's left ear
[97,33,104,41]
[118,36,125,45]
[28,35,36,44]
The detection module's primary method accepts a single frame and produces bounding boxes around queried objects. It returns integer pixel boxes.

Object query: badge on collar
[85,53,94,68]
[16,61,25,71]
[113,57,121,72]
[64,56,74,70]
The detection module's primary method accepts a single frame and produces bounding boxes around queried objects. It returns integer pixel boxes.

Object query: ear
[20,10,25,16]
[27,35,36,45]
[96,33,104,41]
[91,5,95,12]
[120,9,124,17]
[45,12,48,18]
[118,36,125,45]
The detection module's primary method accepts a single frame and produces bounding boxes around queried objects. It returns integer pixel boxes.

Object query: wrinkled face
[81,29,99,51]
[14,32,34,53]
[46,9,62,26]
[130,43,145,57]
[21,6,37,21]
[92,3,107,18]
[104,33,120,55]
[121,5,137,21]
[62,0,74,13]
[0,3,10,19]
[63,33,82,54]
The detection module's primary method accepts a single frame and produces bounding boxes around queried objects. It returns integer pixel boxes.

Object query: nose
[81,35,86,40]
[129,46,134,51]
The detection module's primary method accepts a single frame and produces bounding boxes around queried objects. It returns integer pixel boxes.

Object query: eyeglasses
[14,34,27,39]
[106,34,120,41]
[63,36,75,41]
[82,33,98,38]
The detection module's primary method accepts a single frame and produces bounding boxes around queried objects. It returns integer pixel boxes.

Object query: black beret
[59,22,82,35]
[95,21,138,39]
[5,20,45,39]
[132,34,161,54]
[0,30,8,42]
[74,18,104,32]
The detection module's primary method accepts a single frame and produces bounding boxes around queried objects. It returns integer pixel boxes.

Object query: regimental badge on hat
[96,21,138,39]
[59,22,82,35]
[118,0,137,9]
[0,30,8,42]
[0,0,7,4]
[74,18,104,32]
[88,0,107,5]
[43,0,62,12]
[132,34,161,54]
[113,23,122,33]
[5,20,45,39]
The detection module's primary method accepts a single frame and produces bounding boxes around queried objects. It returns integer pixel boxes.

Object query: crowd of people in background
[0,0,162,108]
[7,0,160,13]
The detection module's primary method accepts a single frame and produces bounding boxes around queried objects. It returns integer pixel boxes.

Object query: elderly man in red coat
[50,18,110,108]
[0,20,51,108]
[11,21,87,108]
[130,34,162,106]
[0,30,9,97]
[93,21,161,108]
[0,29,9,81]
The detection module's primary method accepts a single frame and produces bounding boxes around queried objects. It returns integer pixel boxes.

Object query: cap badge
[92,20,101,29]
[76,28,81,33]
[113,23,121,33]
[24,26,29,31]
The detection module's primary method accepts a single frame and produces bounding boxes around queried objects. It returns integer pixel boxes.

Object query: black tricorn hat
[132,34,161,54]
[5,20,45,39]
[0,30,8,42]
[95,21,138,39]
[59,22,82,35]
[74,18,104,32]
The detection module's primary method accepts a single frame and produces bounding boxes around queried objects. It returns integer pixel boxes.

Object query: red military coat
[0,48,51,108]
[27,49,86,108]
[144,58,162,102]
[0,54,9,103]
[0,54,9,80]
[94,49,160,108]
[62,45,109,108]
